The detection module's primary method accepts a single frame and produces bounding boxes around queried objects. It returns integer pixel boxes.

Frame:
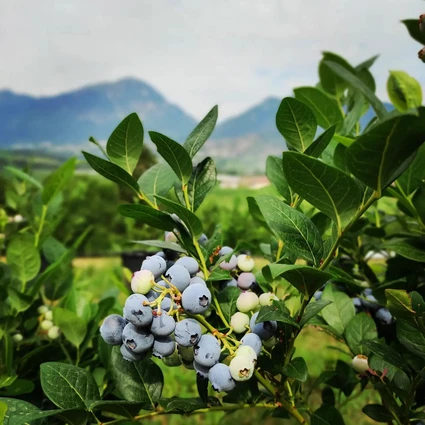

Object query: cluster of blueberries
[100,242,279,392]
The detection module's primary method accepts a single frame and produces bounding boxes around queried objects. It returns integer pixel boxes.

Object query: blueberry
[194,334,221,367]
[314,291,323,301]
[47,326,61,340]
[155,251,168,260]
[182,284,212,314]
[123,294,153,327]
[141,255,167,279]
[229,355,255,381]
[250,312,277,340]
[263,336,277,349]
[219,255,238,271]
[131,270,155,294]
[100,314,126,345]
[178,345,194,361]
[361,294,380,311]
[175,256,200,276]
[120,344,145,362]
[165,265,191,292]
[230,312,250,334]
[208,363,236,392]
[375,308,393,325]
[353,297,362,312]
[259,292,278,306]
[219,246,233,256]
[150,312,176,337]
[198,234,208,245]
[237,272,256,290]
[237,254,255,272]
[165,231,178,243]
[190,276,207,286]
[146,290,159,302]
[193,360,211,378]
[162,347,182,367]
[160,297,172,312]
[152,336,176,358]
[240,332,262,356]
[352,354,369,373]
[122,323,154,353]
[174,319,202,347]
[225,278,238,288]
[181,357,195,370]
[236,292,259,313]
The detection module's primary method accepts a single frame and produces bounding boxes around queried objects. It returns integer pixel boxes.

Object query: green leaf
[255,195,323,265]
[53,308,87,348]
[7,288,33,313]
[42,157,76,205]
[265,156,291,201]
[397,318,425,359]
[106,113,144,175]
[361,340,406,370]
[346,109,425,193]
[304,125,336,158]
[319,51,354,96]
[83,152,140,194]
[301,299,332,327]
[413,181,425,222]
[355,55,379,71]
[184,105,218,158]
[396,144,425,194]
[155,196,203,237]
[262,264,331,298]
[311,405,345,425]
[321,285,355,335]
[384,237,425,263]
[340,93,365,136]
[247,197,272,232]
[401,19,425,45]
[282,357,308,382]
[4,166,42,189]
[0,398,39,425]
[387,71,423,112]
[276,97,317,152]
[40,362,100,409]
[110,348,163,407]
[216,287,240,323]
[385,289,415,319]
[137,163,176,207]
[362,404,393,423]
[118,204,176,231]
[281,151,363,229]
[323,60,387,119]
[131,239,186,253]
[6,235,40,284]
[42,236,67,264]
[160,397,208,413]
[293,87,343,130]
[88,400,145,418]
[207,268,232,282]
[256,301,299,328]
[345,313,377,355]
[149,132,192,184]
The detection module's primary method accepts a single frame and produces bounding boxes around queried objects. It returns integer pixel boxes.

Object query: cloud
[0,0,424,119]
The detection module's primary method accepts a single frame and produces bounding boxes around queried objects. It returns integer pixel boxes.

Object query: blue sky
[1,1,424,119]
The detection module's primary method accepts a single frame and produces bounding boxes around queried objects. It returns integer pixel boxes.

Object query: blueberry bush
[2,14,425,425]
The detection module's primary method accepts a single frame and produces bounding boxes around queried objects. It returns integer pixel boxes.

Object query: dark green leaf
[207,268,232,282]
[394,143,425,194]
[255,195,323,265]
[401,19,425,45]
[413,181,425,222]
[42,157,76,205]
[397,318,425,360]
[304,125,336,158]
[131,239,186,253]
[118,204,176,231]
[42,236,67,264]
[110,349,163,407]
[6,235,40,283]
[276,97,317,152]
[106,113,144,175]
[362,404,394,422]
[256,301,299,328]
[184,105,218,158]
[247,197,272,232]
[385,289,416,318]
[361,340,406,370]
[321,387,335,406]
[215,287,239,323]
[149,132,192,184]
[266,156,291,201]
[301,299,332,327]
[159,397,209,413]
[340,93,364,136]
[88,400,145,418]
[83,152,140,194]
[345,313,377,355]
[387,71,422,113]
[7,288,32,313]
[311,405,345,425]
[53,308,87,348]
[384,237,425,263]
[282,357,308,382]
[319,51,354,96]
[346,109,425,193]
[282,151,363,229]
[196,374,208,404]
[40,362,100,409]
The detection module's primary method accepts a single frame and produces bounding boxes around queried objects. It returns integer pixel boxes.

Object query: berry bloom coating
[259,292,278,306]
[160,297,172,312]
[155,251,167,260]
[150,312,176,337]
[237,272,256,290]
[219,254,238,271]
[120,344,144,362]
[13,334,23,343]
[250,312,277,340]
[47,326,61,340]
[240,332,263,356]
[225,279,238,287]
[193,360,211,378]
[123,294,153,327]
[37,305,49,315]
[175,256,200,276]
[236,292,259,313]
[375,308,393,325]
[229,355,254,381]
[131,270,155,294]
[178,345,194,362]
[165,265,191,292]
[152,336,176,358]
[146,290,159,302]
[237,254,255,272]
[182,284,212,314]
[100,314,126,345]
[230,312,250,334]
[352,354,369,373]
[174,319,202,347]
[198,234,208,245]
[40,320,54,331]
[141,255,167,279]
[165,231,178,243]
[208,363,236,392]
[236,345,257,361]
[44,310,53,321]
[219,246,233,256]
[190,276,207,286]
[162,347,182,367]
[194,334,221,367]
[122,323,154,354]
[263,336,277,349]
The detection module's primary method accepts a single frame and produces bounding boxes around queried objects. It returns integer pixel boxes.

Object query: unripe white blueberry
[40,320,54,331]
[37,305,49,314]
[13,333,23,343]
[229,355,255,381]
[236,345,257,361]
[352,354,369,373]
[237,254,255,272]
[131,270,155,294]
[165,231,178,243]
[259,292,278,306]
[44,310,53,321]
[47,326,61,340]
[230,312,250,333]
[236,292,259,313]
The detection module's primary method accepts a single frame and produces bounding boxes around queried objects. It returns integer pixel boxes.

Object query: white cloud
[0,0,424,119]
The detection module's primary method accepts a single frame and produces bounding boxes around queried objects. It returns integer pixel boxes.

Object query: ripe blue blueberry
[122,323,154,353]
[190,276,207,286]
[174,319,202,347]
[225,278,238,287]
[237,272,256,290]
[198,234,208,245]
[141,255,167,279]
[240,332,262,356]
[219,246,233,256]
[193,360,211,378]
[314,291,323,301]
[250,312,277,340]
[208,363,236,392]
[164,264,191,292]
[175,256,200,276]
[146,290,159,302]
[361,293,380,311]
[123,294,153,327]
[160,297,172,312]
[375,308,393,325]
[120,344,145,362]
[152,336,176,358]
[100,314,126,345]
[353,297,362,312]
[150,312,176,337]
[182,284,212,314]
[194,334,221,367]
